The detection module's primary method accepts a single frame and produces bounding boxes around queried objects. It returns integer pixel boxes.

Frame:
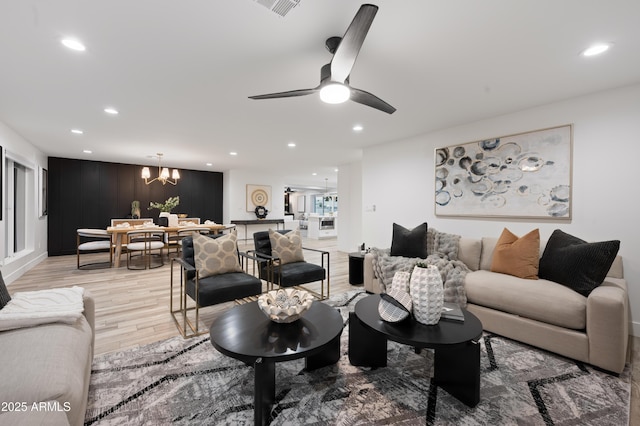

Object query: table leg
[254,357,275,426]
[305,332,341,370]
[347,312,387,367]
[433,340,480,407]
[113,234,123,268]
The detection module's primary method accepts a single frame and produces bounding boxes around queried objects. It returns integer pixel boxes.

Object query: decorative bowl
[257,288,313,323]
[177,213,188,218]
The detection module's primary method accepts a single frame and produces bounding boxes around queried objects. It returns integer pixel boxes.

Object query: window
[3,152,34,261]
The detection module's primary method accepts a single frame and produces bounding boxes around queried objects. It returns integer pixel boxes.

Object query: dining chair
[126,230,167,270]
[76,228,113,269]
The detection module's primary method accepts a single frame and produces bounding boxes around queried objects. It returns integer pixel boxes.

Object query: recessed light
[104,107,119,115]
[71,129,84,134]
[206,162,213,166]
[229,152,238,156]
[582,43,612,57]
[288,142,296,147]
[334,168,339,172]
[83,150,92,154]
[353,124,363,132]
[312,172,317,176]
[61,38,86,51]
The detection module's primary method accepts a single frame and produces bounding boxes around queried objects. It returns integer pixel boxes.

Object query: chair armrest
[172,257,195,272]
[301,247,329,255]
[239,251,264,262]
[246,250,277,262]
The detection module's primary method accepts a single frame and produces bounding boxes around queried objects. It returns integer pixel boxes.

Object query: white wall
[0,121,48,284]
[337,161,363,253]
[224,169,288,240]
[361,83,640,336]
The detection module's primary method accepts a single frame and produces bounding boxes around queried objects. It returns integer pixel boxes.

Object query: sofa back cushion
[457,238,482,271]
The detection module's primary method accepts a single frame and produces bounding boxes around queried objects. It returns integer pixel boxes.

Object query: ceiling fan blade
[249,88,318,100]
[350,87,396,114]
[330,4,378,83]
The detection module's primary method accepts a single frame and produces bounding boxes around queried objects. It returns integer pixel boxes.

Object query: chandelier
[141,153,180,185]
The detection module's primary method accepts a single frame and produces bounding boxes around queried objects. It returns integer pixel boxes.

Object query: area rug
[84,290,630,425]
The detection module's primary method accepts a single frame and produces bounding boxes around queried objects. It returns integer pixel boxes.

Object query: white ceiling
[1,0,639,189]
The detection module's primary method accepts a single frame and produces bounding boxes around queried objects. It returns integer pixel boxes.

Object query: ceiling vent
[254,0,300,17]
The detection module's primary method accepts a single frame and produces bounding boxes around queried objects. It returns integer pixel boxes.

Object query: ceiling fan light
[319,83,350,104]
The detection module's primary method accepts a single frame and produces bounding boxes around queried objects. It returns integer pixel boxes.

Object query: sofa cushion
[465,270,587,330]
[193,232,242,278]
[490,228,540,279]
[390,222,428,258]
[539,229,620,297]
[0,318,93,426]
[269,229,304,265]
[458,237,482,271]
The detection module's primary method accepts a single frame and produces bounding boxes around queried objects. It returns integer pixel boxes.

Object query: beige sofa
[364,237,629,374]
[0,292,95,426]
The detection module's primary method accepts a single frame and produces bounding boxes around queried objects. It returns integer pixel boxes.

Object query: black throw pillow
[538,229,620,297]
[0,270,11,310]
[390,222,428,258]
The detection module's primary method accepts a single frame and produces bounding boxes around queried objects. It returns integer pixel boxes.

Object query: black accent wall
[48,157,223,256]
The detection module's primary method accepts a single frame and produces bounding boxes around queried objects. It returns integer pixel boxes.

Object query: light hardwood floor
[7,237,639,424]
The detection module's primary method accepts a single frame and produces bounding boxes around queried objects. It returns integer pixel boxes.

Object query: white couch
[364,236,629,374]
[0,292,95,426]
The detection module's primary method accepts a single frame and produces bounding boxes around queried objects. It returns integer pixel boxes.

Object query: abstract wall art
[246,184,272,212]
[434,124,572,219]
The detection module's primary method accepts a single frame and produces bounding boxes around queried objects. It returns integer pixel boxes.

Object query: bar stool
[77,229,113,269]
[126,230,166,270]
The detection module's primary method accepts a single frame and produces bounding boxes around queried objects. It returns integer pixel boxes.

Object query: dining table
[106,223,227,268]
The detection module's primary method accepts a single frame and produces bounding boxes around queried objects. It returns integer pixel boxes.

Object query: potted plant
[148,196,180,214]
[148,196,180,226]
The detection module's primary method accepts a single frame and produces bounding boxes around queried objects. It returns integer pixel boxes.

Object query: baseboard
[631,320,640,338]
[3,251,48,285]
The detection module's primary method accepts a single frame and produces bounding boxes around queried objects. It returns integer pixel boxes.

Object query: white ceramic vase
[409,264,444,325]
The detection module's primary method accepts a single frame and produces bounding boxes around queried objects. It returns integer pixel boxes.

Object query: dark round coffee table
[349,294,483,407]
[210,300,343,425]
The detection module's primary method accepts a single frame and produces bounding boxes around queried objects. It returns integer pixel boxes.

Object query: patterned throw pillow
[0,271,11,310]
[490,228,540,279]
[193,232,243,279]
[269,229,304,265]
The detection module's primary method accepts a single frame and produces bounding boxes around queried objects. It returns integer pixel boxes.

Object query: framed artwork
[246,184,272,212]
[297,195,306,212]
[39,166,48,217]
[435,124,572,219]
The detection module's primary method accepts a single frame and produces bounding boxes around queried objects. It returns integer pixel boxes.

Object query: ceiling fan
[249,4,396,114]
